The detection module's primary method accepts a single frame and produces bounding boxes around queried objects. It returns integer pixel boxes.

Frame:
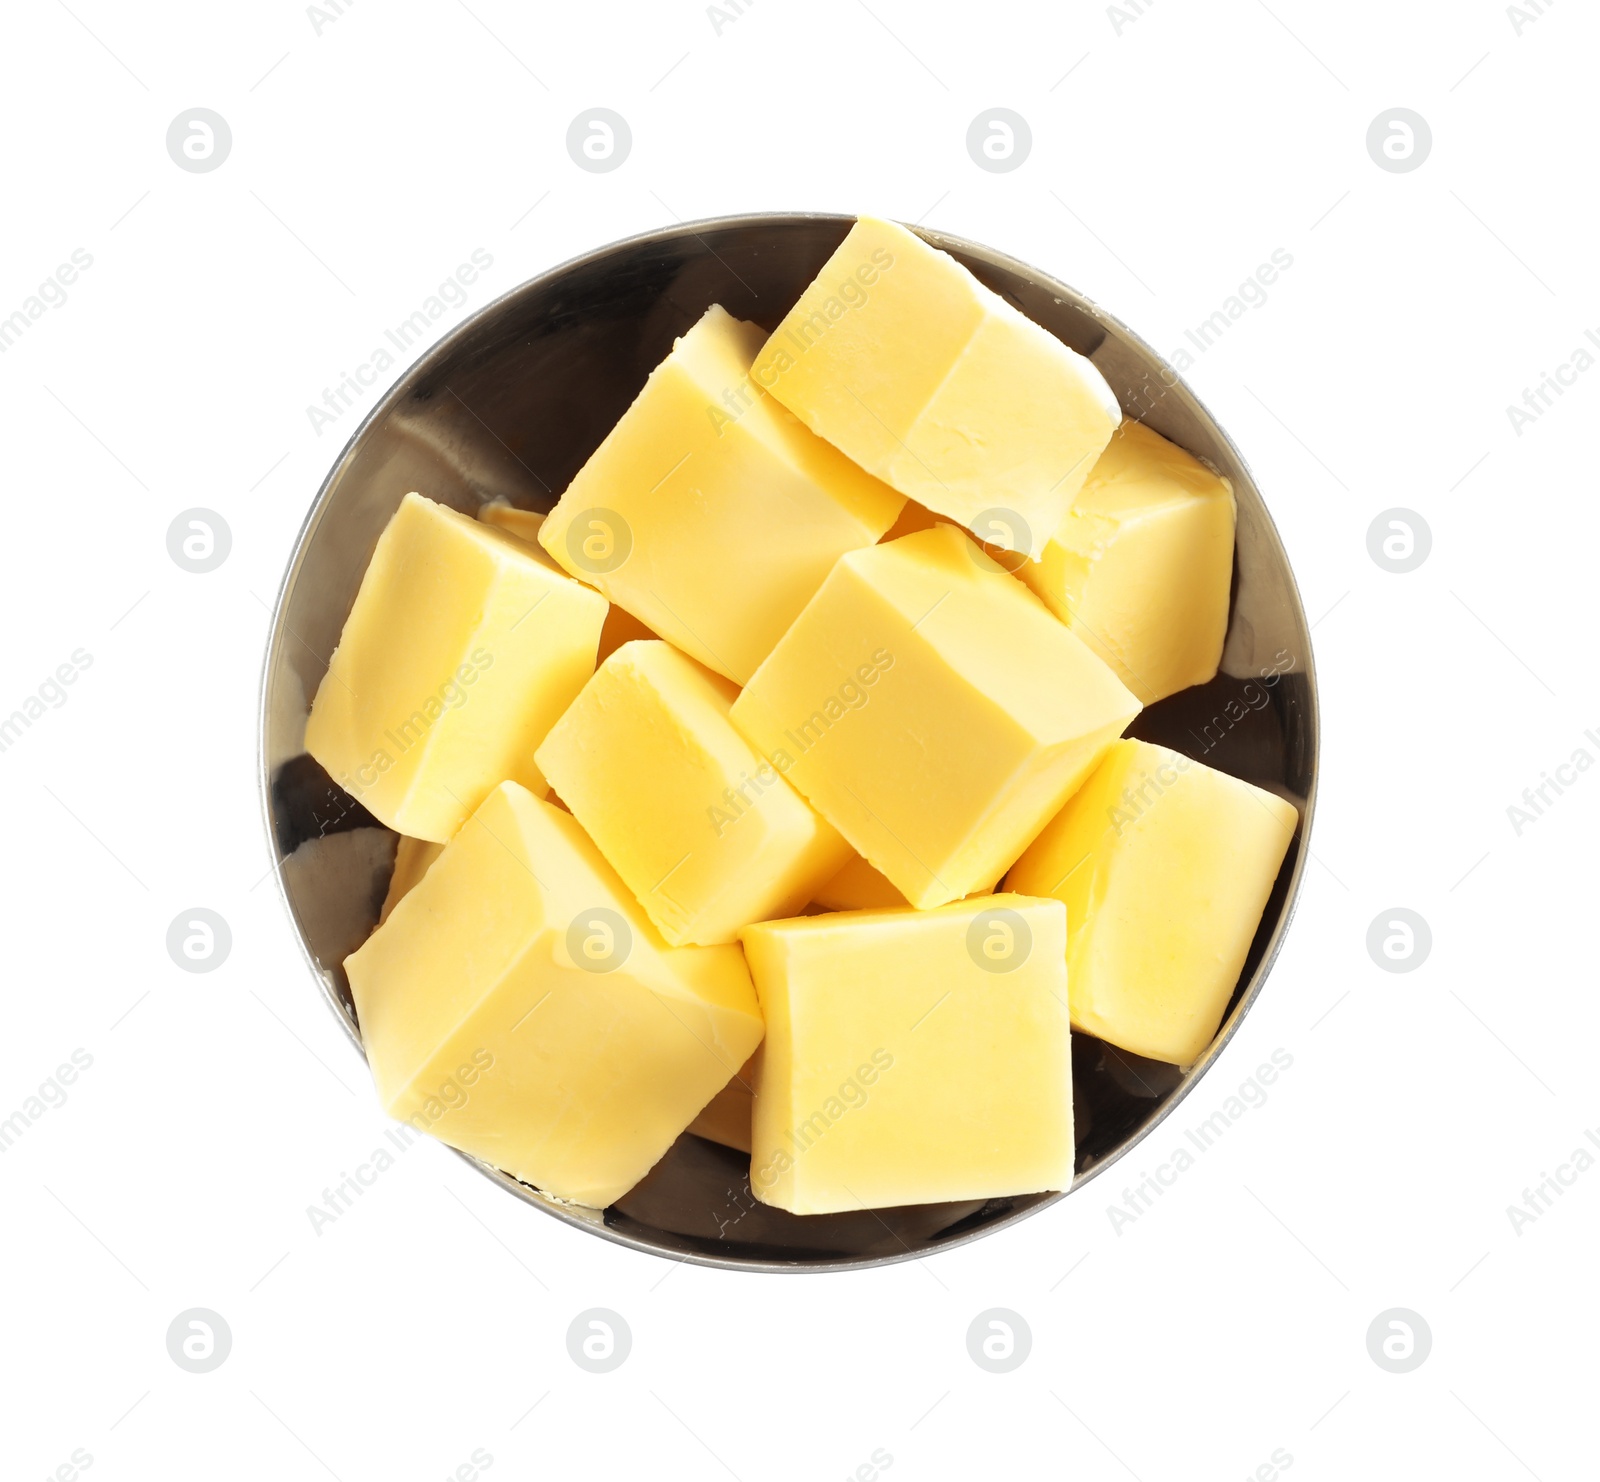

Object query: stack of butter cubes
[308,218,1299,1217]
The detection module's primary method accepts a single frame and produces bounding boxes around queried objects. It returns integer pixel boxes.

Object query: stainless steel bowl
[259,212,1318,1272]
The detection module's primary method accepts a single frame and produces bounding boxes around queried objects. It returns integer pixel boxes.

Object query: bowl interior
[261,213,1316,1272]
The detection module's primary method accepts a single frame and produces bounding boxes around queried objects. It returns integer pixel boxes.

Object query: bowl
[259,212,1318,1272]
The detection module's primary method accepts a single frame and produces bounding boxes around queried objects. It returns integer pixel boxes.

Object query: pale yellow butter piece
[730,524,1141,908]
[477,502,548,547]
[346,782,763,1208]
[809,854,909,912]
[305,493,605,842]
[809,853,1005,911]
[537,305,904,684]
[378,835,444,924]
[878,497,953,544]
[687,1056,755,1154]
[1018,420,1236,703]
[1007,739,1298,1065]
[478,500,659,662]
[742,895,1073,1215]
[536,641,852,946]
[751,217,1121,559]
[595,605,659,664]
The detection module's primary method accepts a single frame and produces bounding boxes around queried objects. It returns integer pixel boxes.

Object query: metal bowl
[259,212,1318,1272]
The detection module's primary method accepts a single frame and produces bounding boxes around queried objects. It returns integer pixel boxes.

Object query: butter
[809,854,909,912]
[478,500,658,662]
[687,1056,754,1153]
[1007,740,1297,1065]
[306,493,605,842]
[730,524,1141,908]
[477,502,548,546]
[741,895,1073,1214]
[751,217,1121,559]
[809,853,1008,911]
[878,497,958,546]
[535,641,852,946]
[378,835,443,924]
[346,781,763,1207]
[595,604,659,665]
[1018,421,1236,703]
[538,305,904,684]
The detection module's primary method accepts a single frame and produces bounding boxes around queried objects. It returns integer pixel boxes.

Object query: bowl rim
[257,209,1320,1273]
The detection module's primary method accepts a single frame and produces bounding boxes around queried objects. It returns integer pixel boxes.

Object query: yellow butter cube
[478,501,660,662]
[730,524,1141,908]
[808,853,1005,912]
[305,493,605,842]
[477,502,548,546]
[751,217,1122,559]
[741,895,1073,1214]
[878,497,952,544]
[538,305,904,684]
[809,854,909,912]
[1007,740,1297,1065]
[595,604,659,665]
[1017,421,1236,704]
[536,641,852,946]
[687,1056,755,1153]
[378,835,443,924]
[346,781,763,1207]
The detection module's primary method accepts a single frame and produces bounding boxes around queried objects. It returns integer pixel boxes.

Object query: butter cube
[535,641,852,946]
[730,524,1141,908]
[346,782,763,1207]
[595,604,659,665]
[306,493,606,842]
[879,497,954,545]
[478,501,659,662]
[752,217,1121,559]
[809,854,909,912]
[809,853,1006,911]
[687,1056,754,1153]
[477,502,548,546]
[377,835,443,924]
[538,305,904,684]
[1007,740,1298,1065]
[1018,421,1236,703]
[742,895,1073,1214]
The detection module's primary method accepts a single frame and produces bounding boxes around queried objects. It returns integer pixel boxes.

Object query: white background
[2,1,1594,1477]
